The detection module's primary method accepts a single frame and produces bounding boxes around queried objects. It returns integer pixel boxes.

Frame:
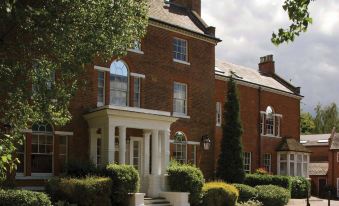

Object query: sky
[201,0,339,114]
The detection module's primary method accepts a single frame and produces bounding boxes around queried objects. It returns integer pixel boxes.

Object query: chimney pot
[171,0,201,16]
[258,54,275,76]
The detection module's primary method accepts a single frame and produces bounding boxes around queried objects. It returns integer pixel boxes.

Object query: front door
[130,137,143,175]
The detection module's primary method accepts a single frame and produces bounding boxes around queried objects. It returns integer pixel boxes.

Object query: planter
[160,192,190,206]
[129,193,145,206]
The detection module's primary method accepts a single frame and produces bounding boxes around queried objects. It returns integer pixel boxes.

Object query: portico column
[89,128,97,164]
[151,129,160,175]
[144,130,151,175]
[108,125,116,163]
[119,126,127,164]
[161,129,170,174]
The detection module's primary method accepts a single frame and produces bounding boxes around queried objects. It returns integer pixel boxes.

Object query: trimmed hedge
[0,189,51,206]
[105,164,140,206]
[255,185,290,206]
[236,200,263,206]
[46,176,111,206]
[233,184,258,202]
[202,182,239,206]
[167,162,204,205]
[63,159,98,177]
[244,174,291,190]
[290,176,310,198]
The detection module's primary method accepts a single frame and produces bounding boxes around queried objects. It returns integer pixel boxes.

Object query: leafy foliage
[300,111,316,134]
[313,103,339,134]
[216,76,245,183]
[202,181,239,206]
[272,0,315,45]
[244,174,292,191]
[233,184,258,202]
[63,159,98,177]
[236,200,263,206]
[0,0,148,178]
[254,168,269,175]
[0,189,51,206]
[255,185,290,206]
[167,161,204,205]
[290,176,310,199]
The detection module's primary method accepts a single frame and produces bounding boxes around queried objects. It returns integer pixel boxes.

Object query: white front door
[130,137,143,175]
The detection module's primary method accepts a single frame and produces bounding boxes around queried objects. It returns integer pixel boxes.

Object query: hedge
[167,162,204,205]
[236,200,263,206]
[202,182,239,206]
[105,164,140,206]
[255,185,290,206]
[233,184,258,202]
[46,176,111,206]
[244,174,291,190]
[290,176,310,198]
[63,159,98,177]
[0,189,51,206]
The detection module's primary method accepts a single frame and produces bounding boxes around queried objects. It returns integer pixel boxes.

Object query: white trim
[173,82,188,116]
[170,140,200,145]
[54,131,74,136]
[15,174,52,180]
[337,178,339,197]
[97,70,105,107]
[337,152,339,163]
[173,59,191,66]
[172,113,190,119]
[130,72,146,79]
[261,134,282,138]
[91,105,171,117]
[94,65,110,72]
[127,49,144,54]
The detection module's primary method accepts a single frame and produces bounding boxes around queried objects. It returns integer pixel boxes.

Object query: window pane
[290,162,295,176]
[133,78,140,107]
[110,60,128,106]
[173,83,187,114]
[280,154,287,161]
[280,162,287,175]
[173,38,188,61]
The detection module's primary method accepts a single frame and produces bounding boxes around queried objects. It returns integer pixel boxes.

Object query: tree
[0,0,148,178]
[313,103,339,134]
[300,111,315,134]
[272,0,315,45]
[216,76,245,183]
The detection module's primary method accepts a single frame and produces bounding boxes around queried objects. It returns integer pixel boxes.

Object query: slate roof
[215,60,300,95]
[300,134,330,146]
[309,162,328,176]
[276,138,311,153]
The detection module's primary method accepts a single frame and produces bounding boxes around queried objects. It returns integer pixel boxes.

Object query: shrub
[64,159,97,177]
[202,182,239,206]
[0,189,51,206]
[290,176,310,198]
[233,184,258,202]
[236,200,263,206]
[167,162,204,205]
[255,185,290,206]
[244,174,291,190]
[46,176,111,206]
[105,164,139,206]
[254,168,269,175]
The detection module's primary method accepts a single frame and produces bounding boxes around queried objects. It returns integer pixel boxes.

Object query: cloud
[202,0,339,114]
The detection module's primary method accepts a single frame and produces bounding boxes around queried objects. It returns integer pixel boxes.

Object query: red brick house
[13,0,308,198]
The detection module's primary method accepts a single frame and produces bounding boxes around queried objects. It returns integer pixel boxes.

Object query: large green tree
[300,111,315,134]
[0,0,148,178]
[313,103,339,134]
[216,76,245,183]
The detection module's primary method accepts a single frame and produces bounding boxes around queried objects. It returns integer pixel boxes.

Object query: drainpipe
[258,87,262,168]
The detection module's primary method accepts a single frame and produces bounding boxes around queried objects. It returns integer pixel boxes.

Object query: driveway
[288,197,339,206]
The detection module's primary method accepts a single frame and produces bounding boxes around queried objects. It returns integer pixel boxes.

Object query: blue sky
[202,0,339,114]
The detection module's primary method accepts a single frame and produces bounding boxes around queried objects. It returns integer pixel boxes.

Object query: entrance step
[144,197,172,206]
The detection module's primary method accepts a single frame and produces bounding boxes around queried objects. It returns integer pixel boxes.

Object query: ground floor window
[243,152,251,173]
[263,153,271,173]
[278,152,309,177]
[31,133,53,173]
[172,132,187,164]
[59,136,68,171]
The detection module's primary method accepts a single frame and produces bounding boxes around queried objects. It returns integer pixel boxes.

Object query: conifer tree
[216,75,245,183]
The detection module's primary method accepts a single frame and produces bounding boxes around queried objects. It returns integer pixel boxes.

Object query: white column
[89,128,97,164]
[144,130,151,175]
[161,129,170,174]
[119,126,127,164]
[151,129,160,175]
[107,125,116,163]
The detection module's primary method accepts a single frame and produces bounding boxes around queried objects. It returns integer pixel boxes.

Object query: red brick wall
[306,145,329,162]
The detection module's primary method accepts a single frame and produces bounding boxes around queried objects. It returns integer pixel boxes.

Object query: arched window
[173,131,187,163]
[110,60,129,106]
[31,122,53,173]
[265,106,274,135]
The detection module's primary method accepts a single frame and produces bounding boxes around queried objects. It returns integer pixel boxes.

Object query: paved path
[288,197,339,206]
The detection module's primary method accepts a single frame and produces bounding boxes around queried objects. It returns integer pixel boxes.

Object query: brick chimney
[258,55,275,76]
[171,0,201,16]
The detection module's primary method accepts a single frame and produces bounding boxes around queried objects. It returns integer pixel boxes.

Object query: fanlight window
[110,60,129,106]
[173,131,187,163]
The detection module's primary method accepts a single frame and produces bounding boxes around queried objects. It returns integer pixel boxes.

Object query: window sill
[127,49,144,54]
[15,173,52,180]
[97,102,104,107]
[261,134,281,138]
[216,123,221,127]
[173,113,190,119]
[173,59,191,66]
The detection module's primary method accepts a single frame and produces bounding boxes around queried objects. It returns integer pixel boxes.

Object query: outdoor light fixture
[201,135,211,151]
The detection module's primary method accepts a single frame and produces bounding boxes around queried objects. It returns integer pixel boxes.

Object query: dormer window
[110,60,129,106]
[173,38,189,64]
[260,106,282,137]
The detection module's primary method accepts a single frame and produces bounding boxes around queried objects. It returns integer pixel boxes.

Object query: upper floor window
[260,106,281,137]
[97,71,105,107]
[173,82,187,115]
[133,77,141,108]
[216,102,222,126]
[133,40,141,51]
[266,106,274,135]
[173,38,188,62]
[172,131,187,164]
[110,60,129,106]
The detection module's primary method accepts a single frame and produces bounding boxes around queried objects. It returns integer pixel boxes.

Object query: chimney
[171,0,201,16]
[258,55,275,76]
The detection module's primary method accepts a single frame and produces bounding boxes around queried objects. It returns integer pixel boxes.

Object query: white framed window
[278,152,309,177]
[263,153,271,173]
[173,82,187,115]
[260,113,265,135]
[133,77,141,108]
[110,60,129,106]
[216,102,222,126]
[173,38,188,62]
[172,131,187,164]
[337,178,339,197]
[96,138,102,166]
[190,145,197,165]
[59,136,68,171]
[243,152,251,173]
[290,153,295,176]
[337,152,339,162]
[133,40,141,51]
[97,71,105,107]
[279,153,288,175]
[261,106,281,137]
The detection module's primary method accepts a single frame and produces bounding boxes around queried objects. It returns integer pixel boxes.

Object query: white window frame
[260,110,282,137]
[173,82,188,116]
[133,77,141,108]
[59,136,68,171]
[173,37,189,63]
[263,153,271,173]
[96,137,102,166]
[128,40,144,54]
[216,102,222,127]
[97,71,105,107]
[277,152,309,177]
[110,60,129,107]
[337,178,339,197]
[31,133,54,175]
[243,152,251,173]
[337,152,339,162]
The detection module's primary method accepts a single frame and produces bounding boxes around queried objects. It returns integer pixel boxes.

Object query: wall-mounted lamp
[201,135,211,151]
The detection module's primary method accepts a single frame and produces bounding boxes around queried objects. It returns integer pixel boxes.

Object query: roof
[276,138,311,153]
[149,0,218,40]
[330,128,339,150]
[300,134,330,146]
[215,60,299,95]
[309,162,328,176]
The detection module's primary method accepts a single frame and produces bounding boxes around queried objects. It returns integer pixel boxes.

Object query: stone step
[144,197,172,206]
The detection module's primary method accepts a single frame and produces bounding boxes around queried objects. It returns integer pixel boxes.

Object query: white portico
[84,105,178,197]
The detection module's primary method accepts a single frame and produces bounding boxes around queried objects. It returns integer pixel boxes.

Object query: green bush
[105,164,140,206]
[46,176,111,206]
[236,200,263,206]
[202,182,239,206]
[0,189,51,206]
[244,174,291,190]
[64,159,98,177]
[233,184,258,202]
[255,185,290,206]
[167,162,204,205]
[290,176,310,198]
